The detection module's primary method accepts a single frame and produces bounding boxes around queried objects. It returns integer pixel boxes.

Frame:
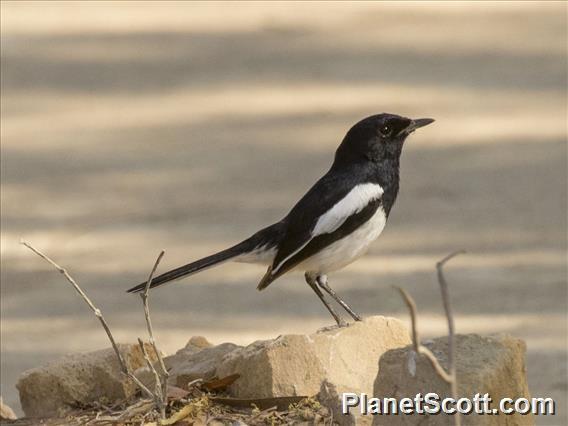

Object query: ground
[1,2,566,423]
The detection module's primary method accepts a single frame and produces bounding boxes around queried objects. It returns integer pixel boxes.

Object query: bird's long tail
[126,223,283,294]
[126,245,242,293]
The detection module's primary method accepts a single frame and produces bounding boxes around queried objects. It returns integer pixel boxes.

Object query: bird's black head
[334,113,434,165]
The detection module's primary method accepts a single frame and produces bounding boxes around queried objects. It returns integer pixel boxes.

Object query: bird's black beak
[399,118,435,135]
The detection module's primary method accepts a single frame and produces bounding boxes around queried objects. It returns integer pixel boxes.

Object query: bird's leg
[316,275,362,321]
[305,273,347,327]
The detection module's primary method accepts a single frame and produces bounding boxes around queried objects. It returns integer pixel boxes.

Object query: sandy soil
[1,2,566,423]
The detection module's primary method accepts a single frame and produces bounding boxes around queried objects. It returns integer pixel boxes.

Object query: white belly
[298,206,387,274]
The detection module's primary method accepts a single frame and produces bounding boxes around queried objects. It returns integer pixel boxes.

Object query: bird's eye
[379,124,392,137]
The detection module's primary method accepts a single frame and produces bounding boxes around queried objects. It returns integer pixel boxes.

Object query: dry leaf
[192,413,208,426]
[167,385,190,400]
[201,374,240,392]
[161,397,209,425]
[160,404,194,425]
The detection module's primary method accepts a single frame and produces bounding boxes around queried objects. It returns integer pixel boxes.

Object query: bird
[127,113,434,326]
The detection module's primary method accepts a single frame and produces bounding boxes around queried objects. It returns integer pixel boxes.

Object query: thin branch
[419,348,453,384]
[396,287,419,353]
[137,338,162,397]
[140,250,169,407]
[21,240,155,400]
[395,250,465,426]
[21,241,100,315]
[138,338,164,418]
[436,250,464,380]
[437,250,465,426]
[395,286,452,383]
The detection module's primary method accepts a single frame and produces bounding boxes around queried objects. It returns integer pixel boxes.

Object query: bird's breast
[299,205,387,274]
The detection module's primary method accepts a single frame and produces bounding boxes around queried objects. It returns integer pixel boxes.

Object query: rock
[217,316,411,402]
[17,343,158,418]
[372,334,532,425]
[186,336,214,350]
[132,365,157,391]
[167,342,241,388]
[163,336,215,372]
[134,336,217,390]
[319,381,356,426]
[0,396,17,420]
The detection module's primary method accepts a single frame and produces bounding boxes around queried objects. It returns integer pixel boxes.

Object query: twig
[395,250,465,426]
[437,250,465,426]
[436,252,465,377]
[140,250,169,417]
[138,338,165,418]
[395,287,452,383]
[20,240,155,400]
[396,286,419,353]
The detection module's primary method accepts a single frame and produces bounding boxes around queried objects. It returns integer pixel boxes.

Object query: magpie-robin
[128,113,434,326]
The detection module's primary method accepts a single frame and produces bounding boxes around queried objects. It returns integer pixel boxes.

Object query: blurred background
[1,1,566,421]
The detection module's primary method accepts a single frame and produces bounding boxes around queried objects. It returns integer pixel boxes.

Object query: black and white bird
[128,113,434,326]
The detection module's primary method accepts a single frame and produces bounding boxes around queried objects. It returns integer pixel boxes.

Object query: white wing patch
[312,183,384,236]
[271,182,383,274]
[271,240,312,274]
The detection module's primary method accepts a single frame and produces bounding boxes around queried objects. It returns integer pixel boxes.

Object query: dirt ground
[1,2,566,423]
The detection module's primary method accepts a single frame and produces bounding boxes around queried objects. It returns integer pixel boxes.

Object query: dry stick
[395,250,465,426]
[396,287,452,383]
[437,250,465,426]
[137,338,164,418]
[140,250,169,414]
[20,240,155,401]
[437,251,465,383]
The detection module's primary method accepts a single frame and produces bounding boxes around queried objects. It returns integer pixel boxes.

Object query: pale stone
[17,343,157,418]
[371,334,533,426]
[319,380,357,426]
[217,316,411,402]
[167,342,241,388]
[134,335,217,390]
[132,336,239,390]
[0,396,17,420]
[163,335,217,372]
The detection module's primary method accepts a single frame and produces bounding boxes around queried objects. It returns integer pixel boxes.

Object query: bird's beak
[400,118,435,135]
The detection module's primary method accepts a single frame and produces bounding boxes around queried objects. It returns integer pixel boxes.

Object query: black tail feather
[127,245,243,293]
[127,222,284,294]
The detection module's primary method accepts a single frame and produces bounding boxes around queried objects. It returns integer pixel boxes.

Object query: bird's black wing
[257,167,382,289]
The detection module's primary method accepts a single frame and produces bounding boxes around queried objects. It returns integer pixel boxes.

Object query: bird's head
[335,113,434,164]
